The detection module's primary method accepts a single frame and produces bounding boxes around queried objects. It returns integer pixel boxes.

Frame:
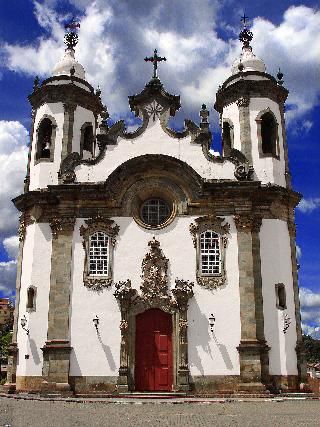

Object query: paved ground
[0,397,320,427]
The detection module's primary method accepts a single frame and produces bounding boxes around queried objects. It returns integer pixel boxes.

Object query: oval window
[140,199,171,226]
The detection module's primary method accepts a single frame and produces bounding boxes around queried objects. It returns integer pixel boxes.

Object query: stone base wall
[16,376,43,392]
[69,376,118,394]
[269,375,301,392]
[190,375,240,394]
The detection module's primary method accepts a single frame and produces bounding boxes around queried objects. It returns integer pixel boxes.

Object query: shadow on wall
[211,330,233,371]
[29,337,41,366]
[97,331,116,372]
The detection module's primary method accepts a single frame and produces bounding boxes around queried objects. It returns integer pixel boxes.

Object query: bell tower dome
[25,23,106,191]
[215,17,291,188]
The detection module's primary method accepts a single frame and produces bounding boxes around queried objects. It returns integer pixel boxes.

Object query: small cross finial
[241,13,250,27]
[144,49,166,79]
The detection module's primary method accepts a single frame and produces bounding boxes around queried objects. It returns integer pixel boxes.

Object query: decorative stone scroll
[114,238,194,392]
[49,217,75,240]
[234,214,262,233]
[80,216,120,291]
[236,96,250,108]
[189,215,230,290]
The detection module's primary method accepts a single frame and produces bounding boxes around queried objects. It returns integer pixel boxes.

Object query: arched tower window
[35,116,56,163]
[256,110,279,158]
[80,123,94,157]
[222,120,233,156]
[26,286,37,312]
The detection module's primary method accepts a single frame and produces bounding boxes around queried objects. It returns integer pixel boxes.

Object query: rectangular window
[200,231,221,275]
[89,232,109,276]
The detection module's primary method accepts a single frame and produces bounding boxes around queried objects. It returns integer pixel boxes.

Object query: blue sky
[0,0,319,337]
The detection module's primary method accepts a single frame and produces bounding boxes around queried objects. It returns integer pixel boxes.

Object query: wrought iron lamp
[209,314,216,332]
[93,315,99,331]
[20,315,29,335]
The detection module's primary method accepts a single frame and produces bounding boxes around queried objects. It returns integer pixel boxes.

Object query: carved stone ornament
[18,214,27,242]
[49,217,75,239]
[236,97,250,108]
[189,216,230,290]
[234,163,254,181]
[234,214,262,232]
[145,100,164,121]
[80,216,120,291]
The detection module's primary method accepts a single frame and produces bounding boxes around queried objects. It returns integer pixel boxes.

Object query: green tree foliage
[303,334,320,363]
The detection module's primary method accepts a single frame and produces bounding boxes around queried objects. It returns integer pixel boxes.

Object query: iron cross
[144,49,166,79]
[241,13,250,26]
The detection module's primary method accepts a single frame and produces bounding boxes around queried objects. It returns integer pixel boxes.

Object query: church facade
[6,22,307,395]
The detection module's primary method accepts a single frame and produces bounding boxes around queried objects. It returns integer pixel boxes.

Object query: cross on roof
[144,49,166,79]
[241,13,250,27]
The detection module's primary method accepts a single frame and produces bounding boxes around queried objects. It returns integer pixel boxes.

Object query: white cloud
[3,235,19,260]
[296,245,301,260]
[0,121,28,237]
[300,287,320,309]
[297,197,320,214]
[302,323,320,340]
[0,260,17,297]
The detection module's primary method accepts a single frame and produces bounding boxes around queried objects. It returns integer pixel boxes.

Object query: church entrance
[135,308,173,391]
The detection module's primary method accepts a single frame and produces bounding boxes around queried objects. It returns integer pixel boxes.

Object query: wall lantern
[20,315,29,335]
[209,314,216,332]
[93,315,100,331]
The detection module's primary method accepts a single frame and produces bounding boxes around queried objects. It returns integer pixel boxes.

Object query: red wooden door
[135,308,173,391]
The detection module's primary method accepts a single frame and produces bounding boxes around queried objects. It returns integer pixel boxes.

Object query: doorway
[135,308,173,391]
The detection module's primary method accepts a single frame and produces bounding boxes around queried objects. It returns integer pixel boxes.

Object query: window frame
[255,108,280,159]
[190,216,229,290]
[34,115,57,164]
[275,283,287,310]
[26,285,37,313]
[80,122,95,158]
[80,217,120,291]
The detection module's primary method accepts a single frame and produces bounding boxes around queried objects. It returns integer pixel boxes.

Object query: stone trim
[234,214,269,389]
[279,104,292,188]
[255,108,280,159]
[34,114,57,165]
[80,121,95,157]
[222,118,234,157]
[24,108,36,192]
[80,216,119,291]
[61,103,77,162]
[189,216,230,290]
[287,220,307,383]
[237,97,252,163]
[114,238,194,392]
[26,285,37,313]
[275,283,287,310]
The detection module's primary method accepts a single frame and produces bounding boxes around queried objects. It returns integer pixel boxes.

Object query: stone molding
[114,238,194,392]
[236,97,250,108]
[190,216,229,290]
[49,217,75,239]
[80,216,120,291]
[234,215,262,232]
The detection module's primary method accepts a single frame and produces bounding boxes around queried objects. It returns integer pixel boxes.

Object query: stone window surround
[255,108,280,160]
[80,121,95,157]
[190,216,229,290]
[26,285,37,313]
[275,282,287,310]
[34,114,57,165]
[80,217,120,291]
[222,118,234,157]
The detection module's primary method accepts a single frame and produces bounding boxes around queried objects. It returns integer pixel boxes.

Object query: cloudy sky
[0,0,319,337]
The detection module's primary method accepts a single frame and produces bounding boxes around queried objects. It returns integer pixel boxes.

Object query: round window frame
[135,197,176,230]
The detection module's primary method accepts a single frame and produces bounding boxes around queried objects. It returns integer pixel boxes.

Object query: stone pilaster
[287,220,307,384]
[234,214,270,391]
[4,215,27,393]
[41,217,75,393]
[24,109,36,193]
[61,103,77,162]
[279,104,292,188]
[237,97,252,163]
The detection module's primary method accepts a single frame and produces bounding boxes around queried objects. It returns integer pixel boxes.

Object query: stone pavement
[0,396,320,427]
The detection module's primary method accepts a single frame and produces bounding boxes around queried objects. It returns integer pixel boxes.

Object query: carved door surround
[114,237,194,392]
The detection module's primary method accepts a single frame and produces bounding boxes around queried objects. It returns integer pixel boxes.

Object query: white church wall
[221,102,241,152]
[74,119,236,183]
[16,222,52,376]
[260,219,298,375]
[29,103,64,190]
[69,216,241,377]
[250,98,286,187]
[72,106,95,154]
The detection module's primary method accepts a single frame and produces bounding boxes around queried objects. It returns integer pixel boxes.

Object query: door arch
[135,308,173,391]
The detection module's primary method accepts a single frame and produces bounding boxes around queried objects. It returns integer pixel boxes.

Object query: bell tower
[215,17,291,188]
[25,23,106,192]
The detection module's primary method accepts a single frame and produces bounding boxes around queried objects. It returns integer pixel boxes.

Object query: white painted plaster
[260,219,298,375]
[222,103,241,152]
[75,118,236,183]
[16,223,52,376]
[250,98,286,187]
[29,103,64,190]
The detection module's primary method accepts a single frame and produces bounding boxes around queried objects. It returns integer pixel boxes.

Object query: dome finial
[64,17,81,50]
[239,13,253,50]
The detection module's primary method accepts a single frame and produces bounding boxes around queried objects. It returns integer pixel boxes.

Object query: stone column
[287,220,307,385]
[237,97,252,163]
[4,215,28,393]
[173,279,194,391]
[41,217,75,394]
[114,280,137,393]
[234,215,270,392]
[61,103,77,162]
